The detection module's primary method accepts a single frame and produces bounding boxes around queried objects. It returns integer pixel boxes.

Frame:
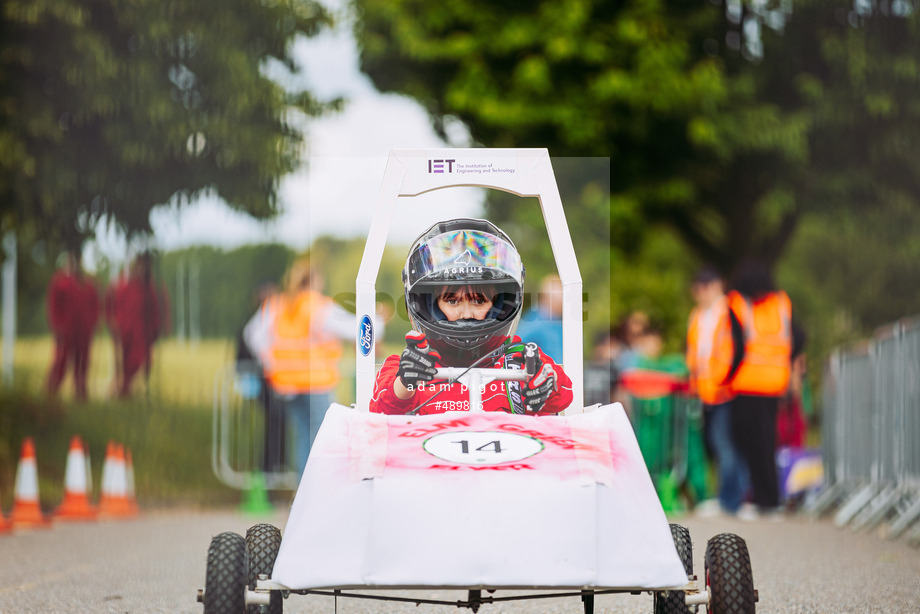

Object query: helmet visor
[405,230,523,288]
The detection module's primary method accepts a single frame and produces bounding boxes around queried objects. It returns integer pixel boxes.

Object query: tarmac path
[0,507,918,613]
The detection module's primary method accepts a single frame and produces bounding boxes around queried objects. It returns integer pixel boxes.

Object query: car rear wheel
[204,531,248,614]
[653,523,693,614]
[246,523,283,614]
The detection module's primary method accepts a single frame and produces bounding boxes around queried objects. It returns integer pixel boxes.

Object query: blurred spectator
[113,252,170,398]
[623,310,650,344]
[599,311,653,412]
[593,326,626,366]
[620,321,709,511]
[245,258,381,475]
[686,265,748,517]
[516,273,563,362]
[777,353,808,448]
[721,259,806,516]
[776,353,819,509]
[584,325,626,406]
[46,249,99,401]
[236,281,284,473]
[615,310,650,372]
[633,324,664,362]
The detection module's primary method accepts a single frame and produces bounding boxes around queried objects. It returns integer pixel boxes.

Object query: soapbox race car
[197,149,757,613]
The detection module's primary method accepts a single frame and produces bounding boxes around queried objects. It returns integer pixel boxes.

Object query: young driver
[370,218,573,416]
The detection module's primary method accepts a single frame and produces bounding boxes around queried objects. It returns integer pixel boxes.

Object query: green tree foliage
[352,0,920,267]
[159,243,294,339]
[780,199,920,353]
[713,1,920,272]
[0,0,334,250]
[11,230,59,336]
[727,1,920,337]
[355,0,729,262]
[353,0,920,349]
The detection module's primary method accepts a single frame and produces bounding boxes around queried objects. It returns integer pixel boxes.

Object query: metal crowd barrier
[807,316,920,543]
[211,361,299,492]
[617,368,709,514]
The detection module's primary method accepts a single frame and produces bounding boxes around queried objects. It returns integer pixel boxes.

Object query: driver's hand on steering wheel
[522,346,558,413]
[396,331,441,394]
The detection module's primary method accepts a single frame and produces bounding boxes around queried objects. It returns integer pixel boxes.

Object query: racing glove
[522,342,558,413]
[397,331,441,390]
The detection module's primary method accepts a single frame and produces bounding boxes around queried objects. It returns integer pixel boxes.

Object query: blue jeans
[284,392,332,476]
[706,402,749,513]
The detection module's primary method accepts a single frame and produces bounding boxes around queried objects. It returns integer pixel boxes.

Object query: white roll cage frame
[354,148,584,413]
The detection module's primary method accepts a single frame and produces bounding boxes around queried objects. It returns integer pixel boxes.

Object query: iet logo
[428,159,456,173]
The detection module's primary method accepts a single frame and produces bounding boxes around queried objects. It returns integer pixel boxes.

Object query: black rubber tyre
[653,523,693,614]
[246,523,283,614]
[204,531,248,614]
[705,533,756,613]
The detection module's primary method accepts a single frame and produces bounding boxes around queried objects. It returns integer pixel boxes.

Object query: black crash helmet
[403,218,525,367]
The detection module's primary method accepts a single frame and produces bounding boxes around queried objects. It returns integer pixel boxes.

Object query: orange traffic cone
[10,438,51,529]
[99,442,135,519]
[54,435,98,521]
[0,509,12,534]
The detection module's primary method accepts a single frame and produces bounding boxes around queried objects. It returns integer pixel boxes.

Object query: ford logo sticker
[358,314,374,356]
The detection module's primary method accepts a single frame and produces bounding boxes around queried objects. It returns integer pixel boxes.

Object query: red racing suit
[370,339,573,416]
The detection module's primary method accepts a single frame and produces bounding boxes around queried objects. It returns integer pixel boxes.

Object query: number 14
[452,440,503,454]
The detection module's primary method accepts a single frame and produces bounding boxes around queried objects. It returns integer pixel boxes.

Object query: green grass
[0,334,392,513]
[10,335,237,407]
[0,336,246,512]
[0,393,239,511]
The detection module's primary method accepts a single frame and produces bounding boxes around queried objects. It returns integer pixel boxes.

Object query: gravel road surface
[1,508,918,613]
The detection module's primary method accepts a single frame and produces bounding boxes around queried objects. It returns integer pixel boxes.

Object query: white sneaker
[695,499,723,518]
[763,507,786,523]
[737,503,759,522]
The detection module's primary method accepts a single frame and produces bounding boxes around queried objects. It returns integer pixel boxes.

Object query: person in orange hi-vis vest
[244,258,384,476]
[686,265,749,517]
[718,260,805,517]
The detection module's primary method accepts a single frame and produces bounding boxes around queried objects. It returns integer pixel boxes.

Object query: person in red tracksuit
[371,218,573,416]
[115,252,170,398]
[47,250,99,400]
[47,251,82,397]
[74,270,100,399]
